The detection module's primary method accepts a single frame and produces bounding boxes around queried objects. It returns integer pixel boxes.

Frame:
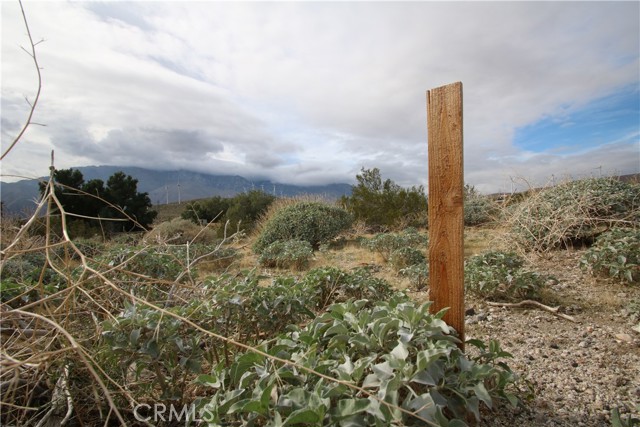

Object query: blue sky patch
[514,86,639,155]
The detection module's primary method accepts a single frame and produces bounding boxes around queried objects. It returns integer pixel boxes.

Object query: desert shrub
[362,229,428,261]
[341,168,428,230]
[0,252,66,305]
[201,274,315,345]
[465,251,551,301]
[580,228,640,284]
[100,302,205,405]
[465,195,499,226]
[253,202,352,253]
[302,266,394,309]
[196,299,518,426]
[507,177,640,251]
[399,262,430,290]
[144,218,218,244]
[258,240,313,270]
[389,247,426,271]
[182,190,276,234]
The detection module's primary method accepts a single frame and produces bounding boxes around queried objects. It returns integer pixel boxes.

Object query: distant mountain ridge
[0,166,353,216]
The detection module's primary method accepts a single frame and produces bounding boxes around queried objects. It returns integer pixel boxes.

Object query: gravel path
[465,250,640,426]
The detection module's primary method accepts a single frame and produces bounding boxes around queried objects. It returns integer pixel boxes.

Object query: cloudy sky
[1,1,638,193]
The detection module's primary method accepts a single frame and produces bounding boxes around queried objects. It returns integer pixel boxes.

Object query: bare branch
[1,0,45,161]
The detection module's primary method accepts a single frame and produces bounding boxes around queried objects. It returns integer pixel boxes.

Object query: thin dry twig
[1,0,45,161]
[487,300,578,323]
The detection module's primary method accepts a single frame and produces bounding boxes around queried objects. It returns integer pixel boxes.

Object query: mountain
[0,166,353,217]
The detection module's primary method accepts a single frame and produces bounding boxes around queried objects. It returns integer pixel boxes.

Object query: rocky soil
[465,250,640,426]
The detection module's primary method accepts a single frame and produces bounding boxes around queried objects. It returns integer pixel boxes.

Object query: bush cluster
[464,185,499,226]
[258,240,314,270]
[389,247,426,271]
[0,252,65,306]
[362,228,428,261]
[253,202,352,253]
[508,177,640,251]
[465,251,552,301]
[196,299,518,426]
[341,168,427,230]
[580,228,639,284]
[144,217,219,244]
[182,190,275,234]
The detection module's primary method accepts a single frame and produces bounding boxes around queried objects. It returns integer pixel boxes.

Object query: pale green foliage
[399,263,430,290]
[508,177,640,251]
[259,240,314,270]
[196,299,518,426]
[465,251,552,301]
[580,228,640,284]
[363,228,428,261]
[464,185,499,226]
[389,247,426,272]
[253,202,352,253]
[145,217,218,244]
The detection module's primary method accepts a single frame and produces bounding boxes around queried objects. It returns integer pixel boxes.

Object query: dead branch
[1,0,45,161]
[487,300,578,323]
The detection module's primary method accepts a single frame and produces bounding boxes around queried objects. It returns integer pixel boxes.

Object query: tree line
[39,168,156,236]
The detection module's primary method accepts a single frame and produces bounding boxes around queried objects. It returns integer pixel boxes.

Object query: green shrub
[399,263,430,290]
[258,240,313,270]
[253,202,352,253]
[182,190,276,234]
[389,247,426,271]
[580,228,640,284]
[465,251,551,301]
[465,196,499,226]
[145,218,218,244]
[302,266,394,309]
[341,168,428,230]
[100,302,204,404]
[508,177,640,251]
[196,299,518,426]
[0,253,65,305]
[362,229,428,261]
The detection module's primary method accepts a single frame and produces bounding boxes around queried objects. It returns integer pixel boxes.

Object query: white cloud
[1,1,638,192]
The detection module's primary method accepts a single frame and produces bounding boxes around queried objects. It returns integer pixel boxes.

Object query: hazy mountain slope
[0,166,352,216]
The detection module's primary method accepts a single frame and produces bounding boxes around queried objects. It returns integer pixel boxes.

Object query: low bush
[389,247,426,272]
[253,202,352,253]
[465,251,551,301]
[580,228,639,284]
[399,263,429,290]
[302,266,394,309]
[144,218,218,244]
[258,240,313,270]
[100,302,205,404]
[465,195,499,226]
[195,299,518,426]
[507,177,640,251]
[362,229,428,261]
[0,252,66,305]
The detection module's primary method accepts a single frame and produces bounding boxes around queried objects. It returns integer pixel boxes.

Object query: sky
[1,1,639,194]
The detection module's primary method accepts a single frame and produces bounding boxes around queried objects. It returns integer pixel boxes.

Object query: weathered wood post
[427,82,465,350]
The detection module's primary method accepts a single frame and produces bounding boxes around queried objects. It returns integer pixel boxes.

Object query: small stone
[571,361,579,367]
[615,333,633,343]
[578,341,588,348]
[550,343,560,349]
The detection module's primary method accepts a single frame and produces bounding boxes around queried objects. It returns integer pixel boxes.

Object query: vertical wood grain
[427,82,465,350]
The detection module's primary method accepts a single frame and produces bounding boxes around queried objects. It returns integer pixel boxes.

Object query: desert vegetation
[2,170,639,426]
[1,7,638,424]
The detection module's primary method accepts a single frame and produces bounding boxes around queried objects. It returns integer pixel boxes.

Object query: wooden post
[427,82,464,350]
